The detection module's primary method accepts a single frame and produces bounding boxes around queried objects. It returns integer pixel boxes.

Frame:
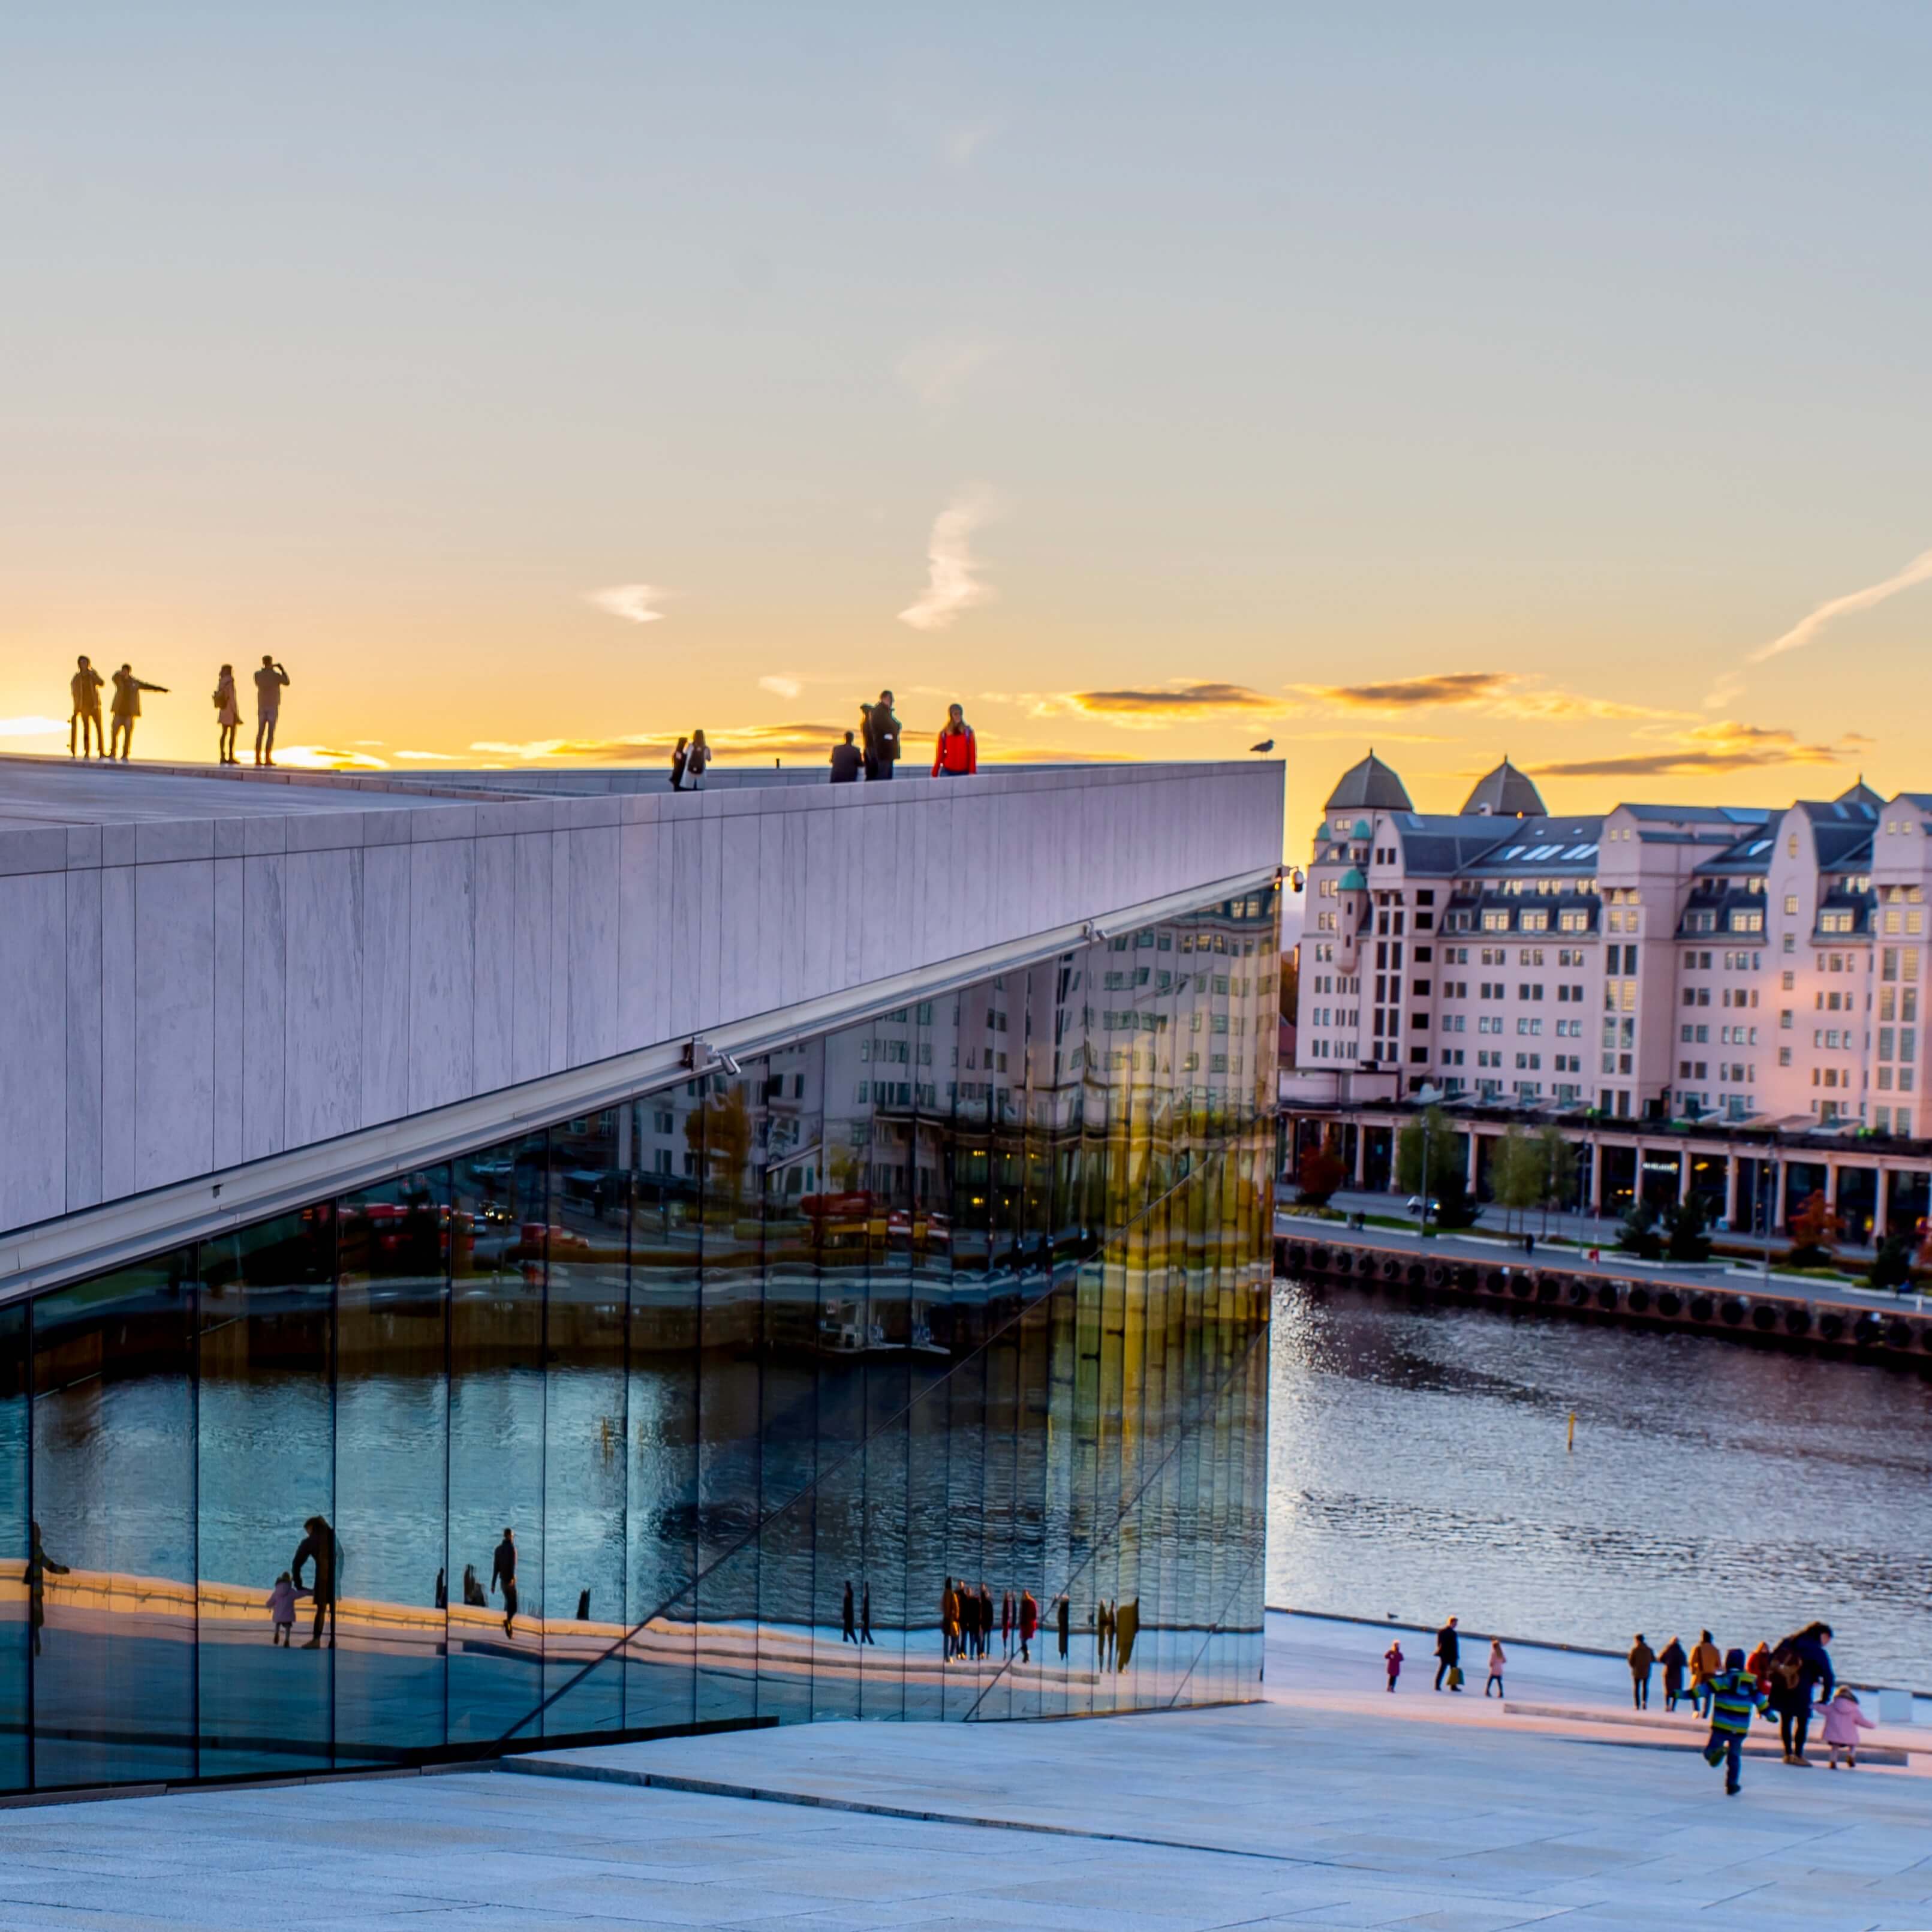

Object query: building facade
[0,755,1281,1796]
[1286,752,1932,1234]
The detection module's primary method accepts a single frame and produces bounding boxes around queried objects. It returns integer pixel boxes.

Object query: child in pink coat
[1384,1641,1403,1692]
[1819,1687,1875,1768]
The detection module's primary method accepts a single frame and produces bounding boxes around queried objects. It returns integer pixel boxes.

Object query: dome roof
[1324,751,1412,814]
[1459,757,1546,819]
[1338,867,1367,891]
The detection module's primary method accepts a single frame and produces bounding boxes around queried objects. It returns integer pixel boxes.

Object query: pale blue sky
[3,4,1928,831]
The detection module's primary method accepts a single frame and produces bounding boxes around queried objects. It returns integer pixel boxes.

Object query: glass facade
[0,890,1276,1794]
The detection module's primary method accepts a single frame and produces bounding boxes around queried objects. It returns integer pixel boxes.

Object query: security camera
[718,1050,742,1077]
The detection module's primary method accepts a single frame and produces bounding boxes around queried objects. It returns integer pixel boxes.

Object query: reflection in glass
[335,1169,450,1762]
[30,1254,197,1789]
[2,886,1277,1792]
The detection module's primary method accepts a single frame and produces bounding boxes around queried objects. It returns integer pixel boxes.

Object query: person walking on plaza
[1001,1588,1014,1657]
[941,1578,959,1661]
[1819,1687,1874,1769]
[108,664,167,761]
[841,1578,858,1645]
[1629,1634,1656,1710]
[1746,1638,1773,1695]
[1385,1640,1403,1693]
[213,663,242,765]
[492,1527,520,1639]
[1659,1635,1688,1713]
[1689,1630,1722,1717]
[251,655,290,766]
[1434,1615,1461,1692]
[1485,1638,1507,1698]
[69,656,104,759]
[1769,1622,1835,1764]
[267,1572,299,1647]
[979,1582,994,1660]
[1018,1587,1039,1664]
[1701,1648,1771,1796]
[830,730,862,783]
[1056,1593,1070,1662]
[860,691,901,780]
[931,703,977,777]
[859,1580,874,1645]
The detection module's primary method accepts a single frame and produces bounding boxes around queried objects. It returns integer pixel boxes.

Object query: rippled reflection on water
[1268,1281,1932,1688]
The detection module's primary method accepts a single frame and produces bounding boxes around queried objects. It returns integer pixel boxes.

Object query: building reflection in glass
[0,892,1276,1792]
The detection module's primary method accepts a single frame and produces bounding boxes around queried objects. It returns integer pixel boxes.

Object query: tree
[1489,1128,1542,1235]
[1616,1197,1662,1260]
[1535,1125,1579,1235]
[1786,1188,1841,1267]
[1870,1231,1915,1293]
[1665,1193,1712,1263]
[685,1084,753,1212]
[1395,1108,1478,1229]
[1296,1145,1345,1207]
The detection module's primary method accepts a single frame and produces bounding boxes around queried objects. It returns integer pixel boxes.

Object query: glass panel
[448,1135,547,1746]
[335,1169,450,1764]
[625,1087,701,1733]
[694,1070,764,1725]
[31,1253,197,1789]
[197,1208,338,1778]
[0,1305,26,1794]
[542,1111,629,1739]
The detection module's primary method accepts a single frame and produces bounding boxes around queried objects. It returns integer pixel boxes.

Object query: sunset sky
[4,6,1930,847]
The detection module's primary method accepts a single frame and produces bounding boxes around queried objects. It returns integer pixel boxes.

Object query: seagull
[1250,738,1275,754]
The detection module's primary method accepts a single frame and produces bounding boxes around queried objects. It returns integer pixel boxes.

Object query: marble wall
[0,763,1283,1235]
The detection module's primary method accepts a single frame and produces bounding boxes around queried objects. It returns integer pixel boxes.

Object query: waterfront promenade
[2,1612,1924,1930]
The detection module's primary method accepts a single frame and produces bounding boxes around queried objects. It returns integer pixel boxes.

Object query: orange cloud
[1531,720,1873,779]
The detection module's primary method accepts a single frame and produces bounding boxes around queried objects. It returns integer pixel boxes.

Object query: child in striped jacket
[1702,1648,1771,1796]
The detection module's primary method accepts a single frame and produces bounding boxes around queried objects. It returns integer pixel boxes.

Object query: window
[1730,910,1763,933]
[1778,1046,1792,1066]
[1482,910,1509,932]
[1784,893,1799,916]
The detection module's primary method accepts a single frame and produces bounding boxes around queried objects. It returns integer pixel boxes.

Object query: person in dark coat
[291,1515,338,1649]
[860,691,901,780]
[108,664,167,761]
[26,1522,68,1656]
[1629,1634,1656,1710]
[1659,1636,1689,1713]
[841,1578,858,1644]
[1770,1622,1835,1764]
[1434,1616,1461,1692]
[1056,1593,1070,1662]
[859,1581,874,1645]
[492,1527,519,1638]
[1018,1588,1039,1663]
[830,731,863,782]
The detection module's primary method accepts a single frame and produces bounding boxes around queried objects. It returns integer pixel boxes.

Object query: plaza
[0,1612,1924,1931]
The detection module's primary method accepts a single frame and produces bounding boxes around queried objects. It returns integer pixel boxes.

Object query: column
[1677,1148,1690,1208]
[1824,1163,1838,1212]
[1588,1141,1603,1215]
[1723,1154,1740,1231]
[1772,1158,1788,1232]
[1466,1134,1480,1191]
[1352,1126,1366,1187]
[1873,1167,1889,1242]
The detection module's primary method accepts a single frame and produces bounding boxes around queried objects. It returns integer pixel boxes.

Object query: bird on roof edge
[1250,739,1275,754]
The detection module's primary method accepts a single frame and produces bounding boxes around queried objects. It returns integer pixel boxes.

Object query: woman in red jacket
[932,703,977,776]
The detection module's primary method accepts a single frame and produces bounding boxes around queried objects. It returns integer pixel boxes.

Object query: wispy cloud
[895,336,1000,420]
[899,487,1001,631]
[0,714,70,738]
[758,675,803,699]
[1752,546,1932,666]
[394,749,458,761]
[584,583,667,625]
[275,745,390,771]
[1291,672,1688,723]
[1530,721,1871,780]
[1061,682,1281,724]
[471,722,847,764]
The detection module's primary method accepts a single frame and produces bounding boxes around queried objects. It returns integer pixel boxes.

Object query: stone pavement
[0,1615,1926,1931]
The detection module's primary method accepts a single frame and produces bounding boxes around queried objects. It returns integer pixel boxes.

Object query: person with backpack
[931,703,977,777]
[212,663,242,765]
[1701,1647,1771,1796]
[1768,1622,1835,1764]
[860,691,901,780]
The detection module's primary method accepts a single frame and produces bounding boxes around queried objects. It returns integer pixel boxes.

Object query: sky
[4,4,1931,850]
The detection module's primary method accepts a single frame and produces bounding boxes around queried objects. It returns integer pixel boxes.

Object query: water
[1267,1281,1932,1690]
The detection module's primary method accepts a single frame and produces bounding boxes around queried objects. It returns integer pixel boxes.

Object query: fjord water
[1268,1281,1932,1689]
